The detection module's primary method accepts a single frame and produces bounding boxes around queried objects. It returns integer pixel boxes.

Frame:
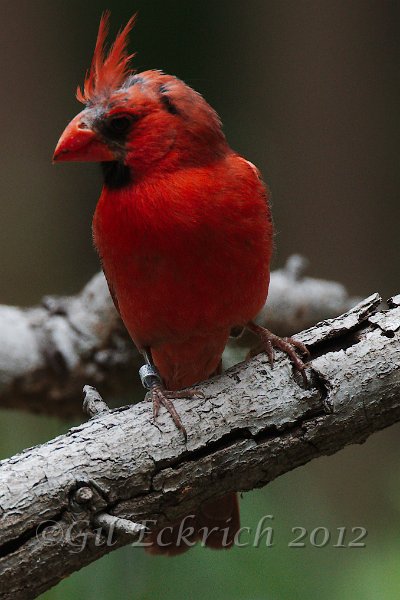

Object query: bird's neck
[100,137,231,191]
[100,162,133,190]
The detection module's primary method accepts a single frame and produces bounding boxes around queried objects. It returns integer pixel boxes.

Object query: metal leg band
[139,364,162,390]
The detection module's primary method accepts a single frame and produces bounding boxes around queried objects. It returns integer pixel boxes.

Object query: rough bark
[0,255,358,418]
[1,292,400,599]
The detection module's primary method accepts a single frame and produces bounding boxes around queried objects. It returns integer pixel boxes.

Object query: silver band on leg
[139,363,162,390]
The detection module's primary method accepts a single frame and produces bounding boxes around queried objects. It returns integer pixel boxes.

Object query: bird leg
[139,350,203,440]
[247,321,310,386]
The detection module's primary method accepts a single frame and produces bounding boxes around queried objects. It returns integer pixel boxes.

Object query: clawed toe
[247,322,309,386]
[150,384,192,440]
[163,388,204,400]
[286,337,310,358]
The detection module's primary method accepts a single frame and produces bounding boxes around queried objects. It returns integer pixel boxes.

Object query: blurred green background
[1,0,399,598]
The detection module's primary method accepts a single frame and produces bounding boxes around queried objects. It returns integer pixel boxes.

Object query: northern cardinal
[54,13,307,554]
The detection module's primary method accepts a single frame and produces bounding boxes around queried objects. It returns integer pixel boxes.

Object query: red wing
[103,268,120,316]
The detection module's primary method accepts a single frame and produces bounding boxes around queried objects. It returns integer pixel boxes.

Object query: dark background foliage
[0,1,399,598]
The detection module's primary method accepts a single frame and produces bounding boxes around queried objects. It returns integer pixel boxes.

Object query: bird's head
[53,12,227,186]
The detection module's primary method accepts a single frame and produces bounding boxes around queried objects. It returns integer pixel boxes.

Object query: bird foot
[247,322,310,386]
[148,384,204,440]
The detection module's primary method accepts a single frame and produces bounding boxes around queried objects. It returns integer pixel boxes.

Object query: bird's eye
[107,115,134,135]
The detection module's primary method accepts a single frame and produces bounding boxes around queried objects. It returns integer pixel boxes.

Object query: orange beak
[53,111,115,163]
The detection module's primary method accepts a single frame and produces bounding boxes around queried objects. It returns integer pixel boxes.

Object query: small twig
[71,484,147,538]
[83,385,110,417]
[284,254,309,281]
[93,513,147,537]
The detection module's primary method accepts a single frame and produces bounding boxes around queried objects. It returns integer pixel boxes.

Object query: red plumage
[54,14,275,555]
[76,12,136,104]
[94,148,272,389]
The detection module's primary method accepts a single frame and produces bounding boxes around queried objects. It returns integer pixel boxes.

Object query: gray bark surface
[1,293,400,598]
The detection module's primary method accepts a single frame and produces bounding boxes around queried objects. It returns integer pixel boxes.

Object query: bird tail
[145,492,240,555]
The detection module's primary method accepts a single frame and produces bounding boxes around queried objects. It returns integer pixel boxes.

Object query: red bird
[54,13,307,554]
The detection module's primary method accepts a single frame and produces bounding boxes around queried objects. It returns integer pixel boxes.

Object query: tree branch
[0,255,358,418]
[1,292,400,598]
